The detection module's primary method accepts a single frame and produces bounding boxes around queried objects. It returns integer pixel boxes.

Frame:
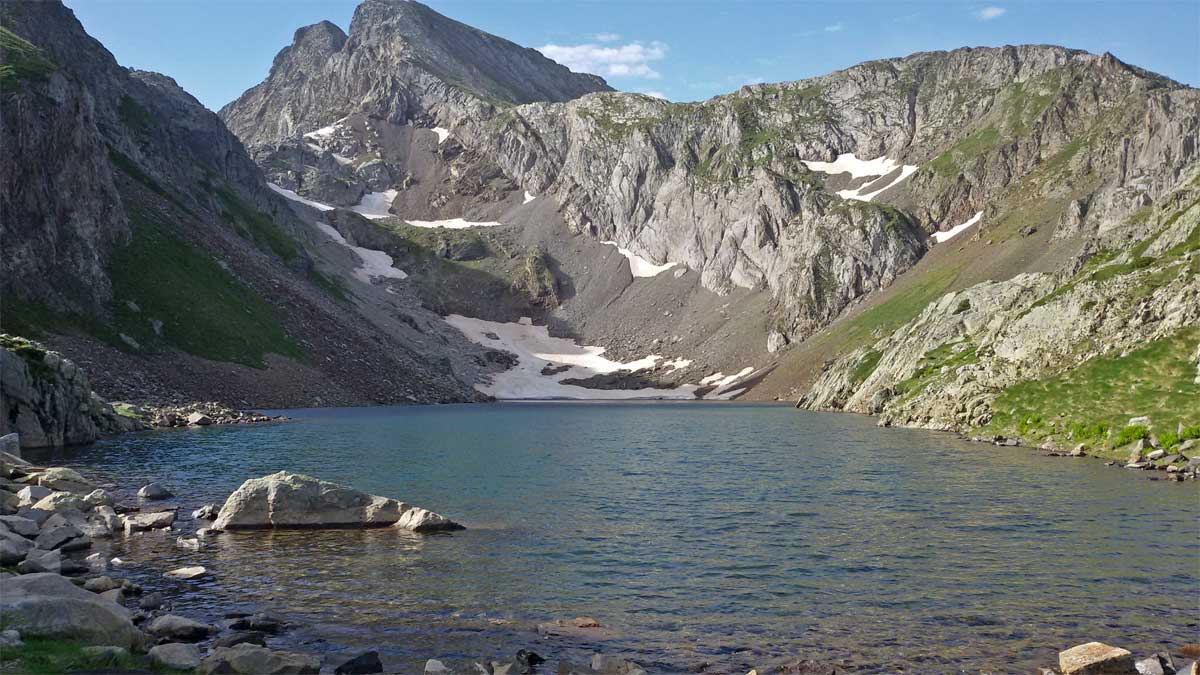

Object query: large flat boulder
[213,472,460,532]
[0,573,142,648]
[1059,642,1137,674]
[200,643,320,674]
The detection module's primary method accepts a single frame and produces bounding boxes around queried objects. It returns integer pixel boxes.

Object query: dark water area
[31,402,1200,673]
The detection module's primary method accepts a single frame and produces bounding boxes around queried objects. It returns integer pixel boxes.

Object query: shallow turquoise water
[37,402,1200,673]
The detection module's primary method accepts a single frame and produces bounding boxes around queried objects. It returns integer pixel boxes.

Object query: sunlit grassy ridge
[986,327,1200,456]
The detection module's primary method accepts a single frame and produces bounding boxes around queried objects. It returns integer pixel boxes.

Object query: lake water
[33,403,1200,673]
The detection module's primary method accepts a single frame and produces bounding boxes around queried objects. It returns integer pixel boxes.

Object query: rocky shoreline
[3,439,1199,674]
[950,429,1200,482]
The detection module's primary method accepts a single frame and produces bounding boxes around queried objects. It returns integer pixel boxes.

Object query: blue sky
[66,0,1198,111]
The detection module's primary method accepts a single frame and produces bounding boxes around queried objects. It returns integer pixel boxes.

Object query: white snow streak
[523,191,536,204]
[932,211,983,243]
[803,153,918,203]
[404,217,504,229]
[269,184,407,284]
[268,183,334,211]
[432,127,451,144]
[351,190,399,220]
[270,182,500,229]
[802,153,903,179]
[445,315,700,400]
[601,241,680,278]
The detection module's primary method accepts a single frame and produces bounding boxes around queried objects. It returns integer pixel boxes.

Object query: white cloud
[594,32,621,42]
[638,90,668,100]
[976,6,1006,20]
[824,22,844,32]
[539,41,668,79]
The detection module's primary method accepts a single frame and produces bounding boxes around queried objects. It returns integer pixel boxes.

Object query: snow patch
[303,117,348,141]
[836,164,918,202]
[404,217,504,229]
[273,184,406,284]
[601,241,680,278]
[314,223,407,283]
[663,358,692,372]
[802,153,905,179]
[445,315,700,400]
[351,190,399,220]
[333,153,354,166]
[523,191,536,204]
[432,127,451,144]
[698,367,756,400]
[268,183,334,211]
[932,211,983,243]
[803,153,918,203]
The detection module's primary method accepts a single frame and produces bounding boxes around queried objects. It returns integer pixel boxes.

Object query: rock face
[1,1,492,410]
[0,572,143,648]
[798,172,1200,438]
[0,336,139,448]
[212,471,462,532]
[220,0,611,147]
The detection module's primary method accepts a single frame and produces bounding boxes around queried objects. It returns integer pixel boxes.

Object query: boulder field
[0,444,469,672]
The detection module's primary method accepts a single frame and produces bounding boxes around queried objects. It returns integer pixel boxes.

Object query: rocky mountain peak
[344,0,611,104]
[221,0,613,146]
[290,20,348,56]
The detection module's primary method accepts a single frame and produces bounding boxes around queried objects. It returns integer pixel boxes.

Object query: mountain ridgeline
[3,0,1197,451]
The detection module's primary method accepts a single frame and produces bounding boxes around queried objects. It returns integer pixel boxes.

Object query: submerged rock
[164,565,208,580]
[212,471,461,532]
[138,483,173,500]
[335,650,384,674]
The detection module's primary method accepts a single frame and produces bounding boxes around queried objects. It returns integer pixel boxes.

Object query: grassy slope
[985,327,1200,457]
[0,155,305,368]
[0,25,56,91]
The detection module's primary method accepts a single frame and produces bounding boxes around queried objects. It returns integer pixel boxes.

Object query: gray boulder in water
[212,471,462,532]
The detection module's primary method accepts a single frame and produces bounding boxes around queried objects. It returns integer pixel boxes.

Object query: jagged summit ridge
[219,0,612,145]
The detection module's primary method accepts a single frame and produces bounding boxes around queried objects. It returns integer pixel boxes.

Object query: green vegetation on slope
[986,327,1200,457]
[209,183,300,261]
[893,341,979,398]
[0,25,56,91]
[928,127,1000,177]
[106,206,303,367]
[117,94,154,133]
